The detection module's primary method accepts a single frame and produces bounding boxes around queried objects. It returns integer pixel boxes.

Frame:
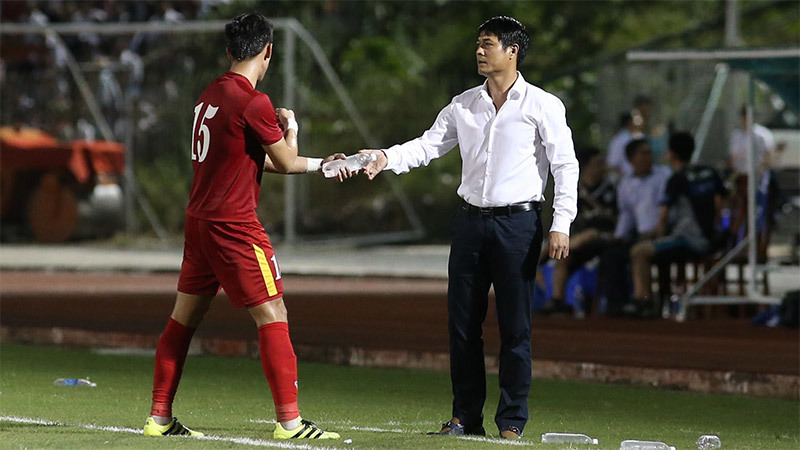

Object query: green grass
[1,343,797,449]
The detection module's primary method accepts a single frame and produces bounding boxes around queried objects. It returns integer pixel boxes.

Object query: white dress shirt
[613,165,671,238]
[382,72,579,235]
[606,128,644,177]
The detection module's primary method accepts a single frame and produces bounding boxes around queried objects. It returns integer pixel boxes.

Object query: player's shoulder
[247,89,274,105]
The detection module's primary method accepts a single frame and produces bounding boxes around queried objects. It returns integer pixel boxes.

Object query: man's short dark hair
[225,13,274,61]
[577,146,601,170]
[669,131,695,162]
[478,16,530,64]
[625,138,649,161]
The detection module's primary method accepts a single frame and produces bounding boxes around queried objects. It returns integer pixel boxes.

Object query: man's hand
[321,153,351,182]
[276,108,295,130]
[358,149,388,180]
[548,231,570,260]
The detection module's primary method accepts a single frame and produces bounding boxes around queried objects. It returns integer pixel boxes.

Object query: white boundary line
[456,435,533,446]
[250,419,406,434]
[246,419,530,446]
[1,416,328,449]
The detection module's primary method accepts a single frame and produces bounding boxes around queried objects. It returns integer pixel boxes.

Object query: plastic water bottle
[541,432,598,444]
[322,153,377,178]
[696,435,721,449]
[620,440,676,450]
[54,378,97,387]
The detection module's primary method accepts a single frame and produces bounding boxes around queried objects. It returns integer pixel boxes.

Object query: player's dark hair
[577,146,601,170]
[669,131,695,162]
[225,13,274,61]
[625,138,649,161]
[478,16,530,64]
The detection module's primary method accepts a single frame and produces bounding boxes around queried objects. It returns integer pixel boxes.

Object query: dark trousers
[598,240,634,316]
[447,206,543,433]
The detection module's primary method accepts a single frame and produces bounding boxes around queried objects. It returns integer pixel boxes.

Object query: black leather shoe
[427,421,464,435]
[427,421,486,436]
[500,426,522,439]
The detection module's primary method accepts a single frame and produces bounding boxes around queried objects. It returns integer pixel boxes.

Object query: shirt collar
[479,71,526,103]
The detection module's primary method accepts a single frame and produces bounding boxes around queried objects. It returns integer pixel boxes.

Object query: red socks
[258,321,299,422]
[150,317,195,418]
[150,318,298,422]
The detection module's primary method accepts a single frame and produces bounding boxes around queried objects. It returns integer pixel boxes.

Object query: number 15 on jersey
[192,102,219,162]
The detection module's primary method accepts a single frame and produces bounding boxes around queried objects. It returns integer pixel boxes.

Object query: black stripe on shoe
[165,420,180,435]
[291,424,311,439]
[164,418,191,436]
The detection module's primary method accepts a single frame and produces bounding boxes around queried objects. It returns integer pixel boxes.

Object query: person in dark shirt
[539,147,616,314]
[627,132,726,318]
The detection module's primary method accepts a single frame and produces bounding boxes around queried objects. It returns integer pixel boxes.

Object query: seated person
[628,132,726,318]
[598,138,671,316]
[539,146,616,314]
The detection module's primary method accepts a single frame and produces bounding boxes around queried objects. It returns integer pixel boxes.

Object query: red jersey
[185,71,284,222]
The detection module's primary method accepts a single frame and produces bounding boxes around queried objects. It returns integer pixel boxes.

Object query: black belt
[461,199,541,216]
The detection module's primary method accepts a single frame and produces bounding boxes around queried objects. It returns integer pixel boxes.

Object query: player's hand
[276,108,295,129]
[358,149,388,181]
[322,153,352,182]
[548,231,570,260]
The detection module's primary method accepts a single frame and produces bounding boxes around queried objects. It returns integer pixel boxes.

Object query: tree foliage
[135,0,799,241]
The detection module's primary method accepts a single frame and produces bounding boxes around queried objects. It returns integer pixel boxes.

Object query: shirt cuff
[383,146,399,172]
[549,215,572,236]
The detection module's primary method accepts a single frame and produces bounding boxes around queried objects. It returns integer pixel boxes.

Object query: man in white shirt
[599,138,670,316]
[606,111,643,178]
[357,16,578,440]
[728,107,775,175]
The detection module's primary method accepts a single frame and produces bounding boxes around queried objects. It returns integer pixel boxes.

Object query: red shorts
[177,215,284,308]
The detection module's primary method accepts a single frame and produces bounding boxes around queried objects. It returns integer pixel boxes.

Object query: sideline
[0,416,328,449]
[248,419,531,446]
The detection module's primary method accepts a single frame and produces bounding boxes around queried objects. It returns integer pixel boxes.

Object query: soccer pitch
[1,343,797,449]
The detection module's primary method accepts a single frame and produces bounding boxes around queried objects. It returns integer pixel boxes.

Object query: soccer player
[143,13,340,440]
[355,16,578,439]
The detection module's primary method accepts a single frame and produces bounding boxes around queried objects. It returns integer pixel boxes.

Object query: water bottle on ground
[322,153,377,178]
[620,439,676,450]
[541,432,598,444]
[696,435,721,449]
[54,378,97,387]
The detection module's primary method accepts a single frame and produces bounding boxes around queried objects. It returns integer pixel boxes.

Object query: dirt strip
[1,271,798,398]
